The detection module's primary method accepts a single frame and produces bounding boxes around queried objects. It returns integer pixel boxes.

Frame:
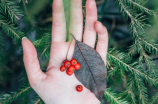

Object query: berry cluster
[60,59,83,92]
[60,59,81,76]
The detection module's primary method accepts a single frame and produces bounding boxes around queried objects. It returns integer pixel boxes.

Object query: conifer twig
[0,86,31,104]
[0,20,21,39]
[35,99,41,104]
[107,52,158,85]
[1,0,20,20]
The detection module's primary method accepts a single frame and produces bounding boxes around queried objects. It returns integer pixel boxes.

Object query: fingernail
[22,37,27,40]
[97,21,102,25]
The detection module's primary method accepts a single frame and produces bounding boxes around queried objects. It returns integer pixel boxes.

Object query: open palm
[22,0,108,104]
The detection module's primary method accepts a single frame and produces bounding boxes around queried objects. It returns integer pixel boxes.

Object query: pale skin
[22,0,108,104]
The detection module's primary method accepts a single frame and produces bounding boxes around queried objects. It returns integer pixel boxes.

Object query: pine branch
[104,88,128,104]
[151,92,158,104]
[39,44,50,59]
[107,51,158,87]
[0,85,32,104]
[33,33,51,59]
[116,0,148,37]
[133,72,148,104]
[116,0,158,76]
[34,98,44,104]
[122,77,137,104]
[116,0,158,56]
[107,67,118,81]
[0,19,24,41]
[0,1,24,42]
[127,0,157,16]
[137,41,156,74]
[35,99,41,104]
[107,59,119,81]
[28,95,44,104]
[0,0,22,23]
[141,38,158,55]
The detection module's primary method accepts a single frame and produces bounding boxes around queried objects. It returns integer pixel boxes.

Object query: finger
[52,0,66,42]
[69,0,83,41]
[22,37,46,88]
[83,0,97,48]
[95,22,108,64]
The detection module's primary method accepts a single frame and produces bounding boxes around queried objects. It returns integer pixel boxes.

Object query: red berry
[74,63,81,70]
[76,85,83,92]
[60,66,66,72]
[70,59,78,66]
[66,70,73,76]
[68,66,75,72]
[64,60,71,68]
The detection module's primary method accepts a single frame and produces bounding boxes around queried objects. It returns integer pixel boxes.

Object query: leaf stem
[66,33,74,60]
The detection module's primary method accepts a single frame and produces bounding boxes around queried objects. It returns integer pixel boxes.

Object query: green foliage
[0,0,158,104]
[151,92,158,104]
[0,84,31,104]
[104,88,128,104]
[29,96,44,104]
[0,0,22,23]
[33,33,51,59]
[105,0,158,103]
[0,0,24,42]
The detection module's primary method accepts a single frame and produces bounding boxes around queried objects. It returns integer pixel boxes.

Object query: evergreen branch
[0,20,20,39]
[116,0,135,20]
[141,38,158,54]
[0,19,24,41]
[116,0,158,78]
[137,41,156,74]
[116,0,158,55]
[33,33,51,59]
[133,32,158,56]
[39,44,50,59]
[104,88,128,104]
[117,0,148,35]
[133,71,148,104]
[107,67,118,81]
[0,0,22,23]
[1,0,19,20]
[123,79,137,104]
[151,92,158,104]
[0,85,31,104]
[127,0,157,16]
[108,50,149,103]
[107,52,158,86]
[33,33,51,48]
[29,95,43,104]
[35,99,41,104]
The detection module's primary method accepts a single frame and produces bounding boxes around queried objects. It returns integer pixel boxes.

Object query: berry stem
[66,33,74,60]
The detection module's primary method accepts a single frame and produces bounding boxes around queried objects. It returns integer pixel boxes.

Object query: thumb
[22,37,46,88]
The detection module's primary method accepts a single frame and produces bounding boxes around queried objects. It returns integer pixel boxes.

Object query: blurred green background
[0,0,158,103]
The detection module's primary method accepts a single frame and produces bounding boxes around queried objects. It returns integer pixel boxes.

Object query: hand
[22,0,108,104]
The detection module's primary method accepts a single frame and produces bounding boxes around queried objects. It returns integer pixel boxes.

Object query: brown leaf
[73,40,107,101]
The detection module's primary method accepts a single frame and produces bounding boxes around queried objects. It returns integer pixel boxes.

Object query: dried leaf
[73,40,107,101]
